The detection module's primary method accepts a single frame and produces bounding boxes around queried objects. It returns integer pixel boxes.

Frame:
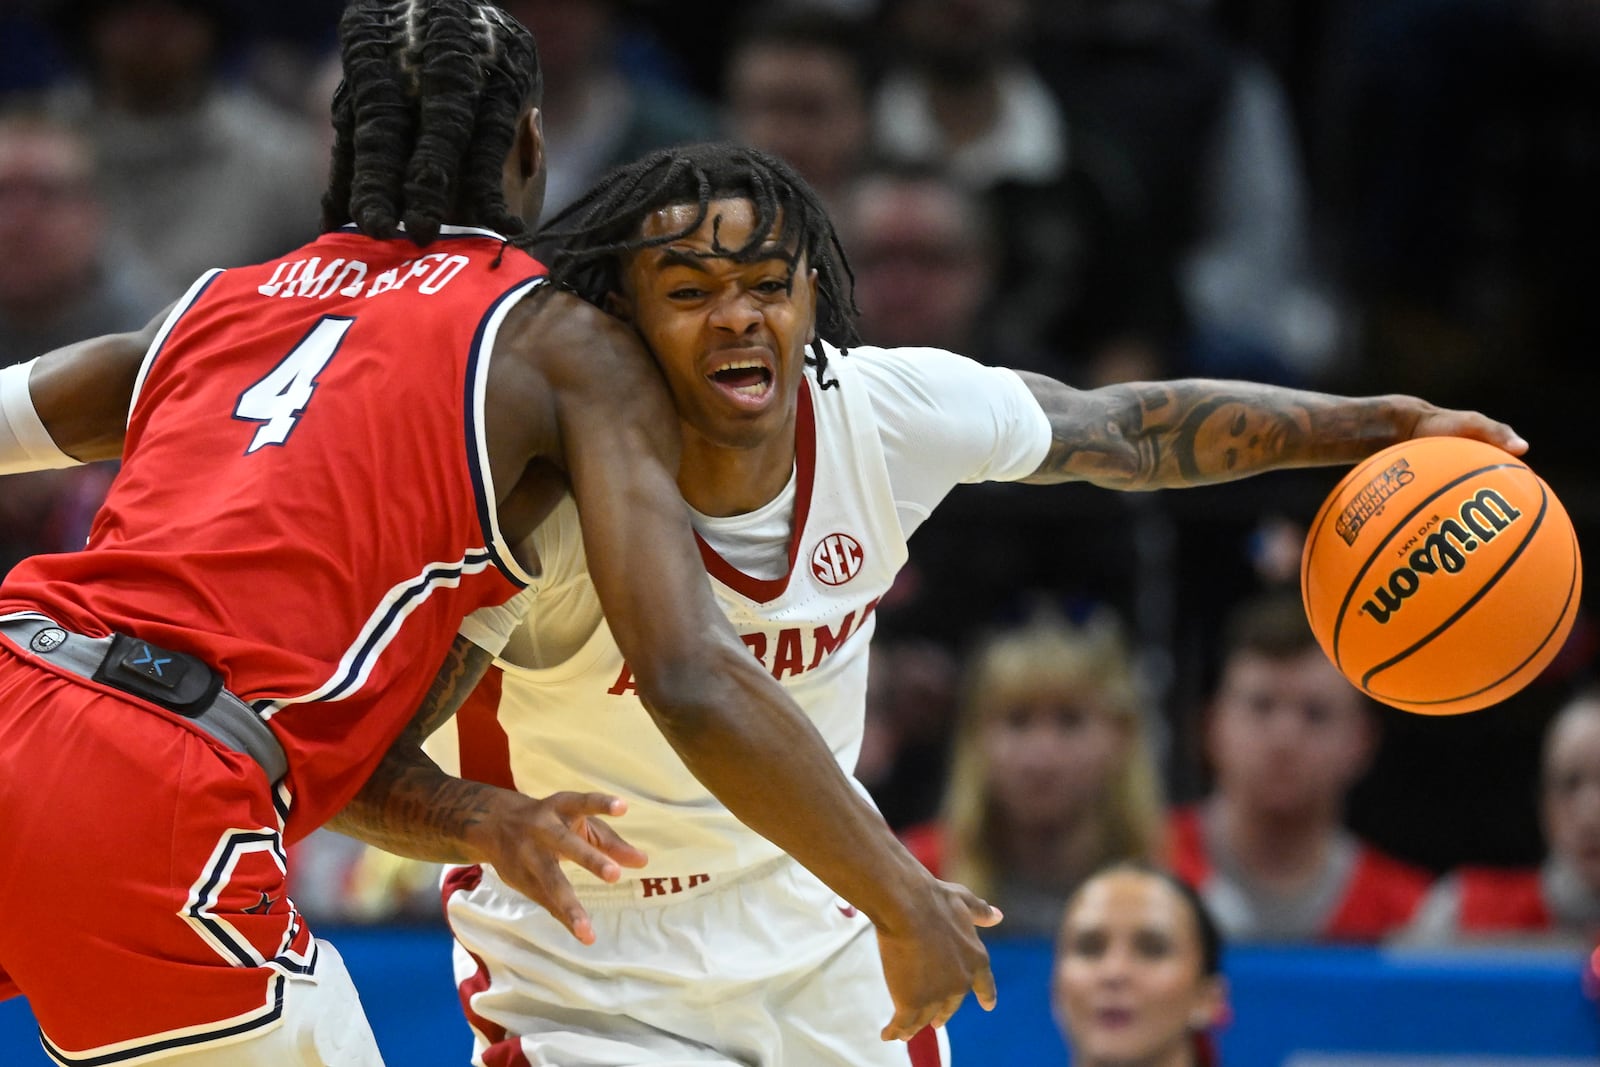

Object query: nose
[708,289,762,335]
[1092,943,1135,986]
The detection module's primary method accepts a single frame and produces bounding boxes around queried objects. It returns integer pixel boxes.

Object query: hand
[474,791,648,945]
[874,877,1002,1041]
[1407,403,1529,456]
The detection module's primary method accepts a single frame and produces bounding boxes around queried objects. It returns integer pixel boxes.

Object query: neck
[1212,794,1337,888]
[927,69,1002,149]
[98,76,209,117]
[1081,1037,1199,1067]
[997,813,1107,890]
[676,413,798,517]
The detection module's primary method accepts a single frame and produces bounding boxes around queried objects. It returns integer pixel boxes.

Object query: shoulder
[1165,806,1210,885]
[1355,844,1434,888]
[493,287,655,390]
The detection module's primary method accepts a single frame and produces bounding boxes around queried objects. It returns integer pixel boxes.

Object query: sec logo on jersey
[810,533,865,586]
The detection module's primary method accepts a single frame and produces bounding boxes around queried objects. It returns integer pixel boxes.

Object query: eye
[666,285,707,301]
[1067,929,1108,959]
[1133,930,1174,959]
[754,277,791,296]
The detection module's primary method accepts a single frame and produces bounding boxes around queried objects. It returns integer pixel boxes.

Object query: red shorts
[0,644,315,1062]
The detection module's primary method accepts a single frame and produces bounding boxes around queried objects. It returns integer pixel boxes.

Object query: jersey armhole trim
[127,268,226,426]
[465,275,548,589]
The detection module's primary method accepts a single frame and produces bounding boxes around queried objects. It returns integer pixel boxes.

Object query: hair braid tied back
[322,0,542,249]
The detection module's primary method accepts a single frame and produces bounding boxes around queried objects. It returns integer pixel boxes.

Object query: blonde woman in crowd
[901,606,1166,936]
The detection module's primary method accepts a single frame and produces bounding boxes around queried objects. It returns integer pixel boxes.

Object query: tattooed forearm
[1016,374,1424,489]
[327,636,498,862]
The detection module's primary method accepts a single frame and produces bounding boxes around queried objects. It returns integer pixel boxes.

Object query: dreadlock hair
[322,0,542,249]
[536,142,860,387]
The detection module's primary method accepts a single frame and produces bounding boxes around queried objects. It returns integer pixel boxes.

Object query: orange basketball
[1300,436,1582,715]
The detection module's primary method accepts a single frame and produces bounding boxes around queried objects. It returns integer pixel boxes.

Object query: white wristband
[1,359,84,475]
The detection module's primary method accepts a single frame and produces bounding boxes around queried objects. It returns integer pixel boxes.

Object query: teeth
[711,358,766,373]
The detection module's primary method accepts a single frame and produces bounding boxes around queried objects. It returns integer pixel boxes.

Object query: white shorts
[443,855,950,1067]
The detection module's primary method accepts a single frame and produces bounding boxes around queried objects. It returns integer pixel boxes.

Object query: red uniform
[0,226,542,1061]
[1456,867,1551,931]
[1168,805,1431,941]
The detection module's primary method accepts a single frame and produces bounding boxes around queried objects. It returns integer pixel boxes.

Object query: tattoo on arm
[327,637,502,863]
[1019,376,1418,489]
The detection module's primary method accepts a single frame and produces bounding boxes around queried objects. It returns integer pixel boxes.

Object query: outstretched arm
[1,303,171,468]
[1014,373,1528,489]
[329,635,644,946]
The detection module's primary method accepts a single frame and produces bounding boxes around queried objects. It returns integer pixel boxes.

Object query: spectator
[0,107,148,581]
[1030,0,1342,385]
[837,164,1007,360]
[869,0,1179,378]
[42,0,323,296]
[0,108,165,366]
[1054,861,1229,1067]
[858,638,962,831]
[901,607,1166,937]
[1400,689,1600,946]
[500,0,718,218]
[721,3,875,213]
[1169,590,1433,941]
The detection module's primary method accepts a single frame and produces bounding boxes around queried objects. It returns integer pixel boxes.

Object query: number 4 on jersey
[234,316,354,453]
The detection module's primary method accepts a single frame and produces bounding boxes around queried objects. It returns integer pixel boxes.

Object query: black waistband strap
[0,614,288,783]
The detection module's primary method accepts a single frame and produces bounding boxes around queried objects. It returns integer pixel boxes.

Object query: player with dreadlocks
[0,8,1003,1064]
[326,140,1525,1065]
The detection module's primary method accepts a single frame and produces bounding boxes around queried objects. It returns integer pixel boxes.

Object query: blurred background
[2,0,1598,1062]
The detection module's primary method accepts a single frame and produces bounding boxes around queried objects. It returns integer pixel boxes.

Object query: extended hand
[874,878,1002,1041]
[477,791,648,945]
[1409,405,1528,456]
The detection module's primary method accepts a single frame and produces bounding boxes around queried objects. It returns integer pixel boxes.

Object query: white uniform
[432,344,1051,1067]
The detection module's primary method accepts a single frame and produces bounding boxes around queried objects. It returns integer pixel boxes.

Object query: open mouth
[707,359,775,403]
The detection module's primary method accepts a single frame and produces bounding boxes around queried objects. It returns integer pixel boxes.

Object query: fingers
[534,871,597,946]
[881,994,967,1042]
[585,817,649,870]
[1423,413,1529,455]
[969,900,1003,929]
[973,961,998,1012]
[946,881,1004,928]
[550,791,629,819]
[548,824,630,883]
[543,792,644,881]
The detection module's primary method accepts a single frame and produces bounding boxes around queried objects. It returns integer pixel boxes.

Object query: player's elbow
[631,643,754,737]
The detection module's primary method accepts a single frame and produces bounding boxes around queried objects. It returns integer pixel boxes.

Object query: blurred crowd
[3,0,1598,966]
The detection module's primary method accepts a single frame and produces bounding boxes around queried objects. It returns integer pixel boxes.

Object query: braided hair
[322,0,541,248]
[536,142,860,386]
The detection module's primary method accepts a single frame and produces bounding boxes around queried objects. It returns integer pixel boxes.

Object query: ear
[805,267,819,344]
[1189,975,1230,1031]
[604,290,634,324]
[517,107,542,180]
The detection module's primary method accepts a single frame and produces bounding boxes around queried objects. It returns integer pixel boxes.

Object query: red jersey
[1169,805,1432,941]
[1456,867,1552,931]
[0,225,544,841]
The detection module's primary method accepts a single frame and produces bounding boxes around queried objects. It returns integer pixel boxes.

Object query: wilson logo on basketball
[1359,488,1523,624]
[811,533,864,586]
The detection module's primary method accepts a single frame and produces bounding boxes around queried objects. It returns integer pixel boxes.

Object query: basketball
[1300,436,1582,715]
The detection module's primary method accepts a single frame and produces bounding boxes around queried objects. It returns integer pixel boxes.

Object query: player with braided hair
[323,141,1525,1065]
[0,6,1001,1065]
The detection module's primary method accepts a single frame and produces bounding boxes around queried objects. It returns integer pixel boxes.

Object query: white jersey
[435,343,1050,889]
